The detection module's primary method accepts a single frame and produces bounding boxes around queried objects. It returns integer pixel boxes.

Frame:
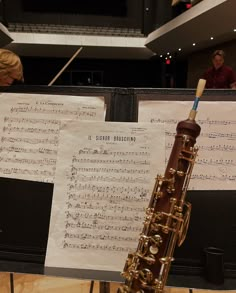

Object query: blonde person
[0,48,24,86]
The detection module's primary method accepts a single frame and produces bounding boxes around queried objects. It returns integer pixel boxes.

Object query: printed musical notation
[3,125,60,135]
[139,100,236,190]
[65,199,145,213]
[151,117,236,126]
[62,242,130,252]
[10,105,98,117]
[0,93,105,182]
[45,121,165,272]
[165,130,236,140]
[70,166,150,174]
[67,191,148,203]
[0,167,54,177]
[64,232,137,242]
[72,157,150,165]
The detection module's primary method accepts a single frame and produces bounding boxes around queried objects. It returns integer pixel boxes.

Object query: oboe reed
[188,78,206,120]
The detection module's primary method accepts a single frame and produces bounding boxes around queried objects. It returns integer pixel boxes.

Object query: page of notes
[45,121,165,271]
[0,93,104,183]
[138,101,236,190]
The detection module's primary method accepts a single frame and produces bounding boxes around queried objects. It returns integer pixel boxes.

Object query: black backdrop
[21,0,128,16]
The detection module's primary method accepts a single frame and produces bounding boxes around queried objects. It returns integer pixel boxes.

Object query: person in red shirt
[202,50,236,89]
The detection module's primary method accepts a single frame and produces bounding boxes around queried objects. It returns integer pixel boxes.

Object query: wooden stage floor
[0,272,236,293]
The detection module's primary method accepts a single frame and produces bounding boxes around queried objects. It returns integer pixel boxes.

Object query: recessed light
[167,52,170,55]
[193,43,196,46]
[178,48,182,51]
[169,56,172,58]
[160,55,163,57]
[234,29,236,32]
[210,37,214,40]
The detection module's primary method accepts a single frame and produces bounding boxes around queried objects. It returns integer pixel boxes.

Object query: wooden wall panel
[110,282,122,292]
[14,274,96,293]
[165,287,189,293]
[4,272,236,293]
[193,289,236,293]
[0,273,10,293]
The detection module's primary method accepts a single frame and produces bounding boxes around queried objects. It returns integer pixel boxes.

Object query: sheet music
[45,121,165,271]
[139,100,236,190]
[0,93,104,183]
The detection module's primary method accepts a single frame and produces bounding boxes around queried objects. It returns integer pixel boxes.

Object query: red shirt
[203,65,236,88]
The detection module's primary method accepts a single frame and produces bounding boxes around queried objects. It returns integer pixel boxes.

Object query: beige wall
[187,40,236,88]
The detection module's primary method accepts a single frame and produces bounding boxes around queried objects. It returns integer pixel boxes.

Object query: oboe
[118,79,206,293]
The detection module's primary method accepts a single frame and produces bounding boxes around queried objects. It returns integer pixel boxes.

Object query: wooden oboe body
[118,80,206,293]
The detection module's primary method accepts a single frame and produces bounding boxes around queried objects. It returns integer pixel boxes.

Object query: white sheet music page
[0,93,104,183]
[45,121,165,271]
[139,100,236,190]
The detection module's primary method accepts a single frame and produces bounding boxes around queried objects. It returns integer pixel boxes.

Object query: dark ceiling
[21,0,128,17]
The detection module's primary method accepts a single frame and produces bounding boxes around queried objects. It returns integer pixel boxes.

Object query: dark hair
[212,50,225,59]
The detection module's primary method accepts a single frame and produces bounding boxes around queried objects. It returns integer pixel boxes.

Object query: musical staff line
[10,106,96,117]
[3,126,59,135]
[165,131,236,140]
[151,118,236,126]
[70,174,148,184]
[0,167,54,177]
[78,148,149,157]
[67,192,148,202]
[64,221,142,232]
[64,232,137,242]
[67,183,148,194]
[167,143,236,152]
[65,211,143,222]
[192,174,236,181]
[72,157,150,165]
[197,158,235,166]
[0,146,57,155]
[1,136,59,145]
[4,116,60,125]
[62,241,131,252]
[71,166,149,175]
[0,156,56,165]
[65,201,145,213]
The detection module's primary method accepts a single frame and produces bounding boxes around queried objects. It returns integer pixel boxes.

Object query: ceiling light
[160,55,163,57]
[193,43,196,46]
[234,29,236,32]
[169,56,172,58]
[167,52,170,55]
[178,48,182,51]
[210,37,214,40]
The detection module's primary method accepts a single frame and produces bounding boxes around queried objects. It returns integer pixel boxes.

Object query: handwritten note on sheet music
[0,93,104,183]
[138,101,236,190]
[45,121,165,271]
